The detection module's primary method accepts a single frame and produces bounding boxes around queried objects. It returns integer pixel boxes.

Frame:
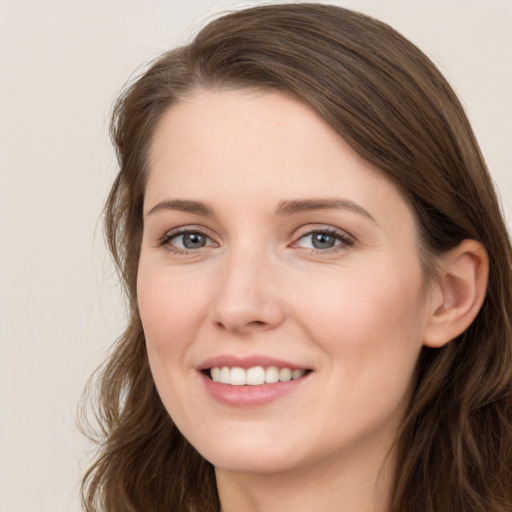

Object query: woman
[81,3,512,511]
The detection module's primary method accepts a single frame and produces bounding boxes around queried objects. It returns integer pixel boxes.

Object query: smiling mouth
[206,366,311,386]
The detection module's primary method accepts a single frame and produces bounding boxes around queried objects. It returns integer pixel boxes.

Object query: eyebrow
[146,199,214,217]
[145,197,375,223]
[274,198,375,222]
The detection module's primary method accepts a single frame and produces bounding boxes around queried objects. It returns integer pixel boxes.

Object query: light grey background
[1,1,511,511]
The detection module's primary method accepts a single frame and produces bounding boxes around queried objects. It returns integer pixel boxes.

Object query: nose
[209,247,285,334]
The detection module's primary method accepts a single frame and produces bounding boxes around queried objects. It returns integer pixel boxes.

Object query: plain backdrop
[0,1,511,511]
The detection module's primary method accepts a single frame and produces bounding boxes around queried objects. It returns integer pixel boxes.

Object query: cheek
[293,260,427,365]
[307,267,426,419]
[137,268,208,365]
[137,269,210,420]
[138,264,205,326]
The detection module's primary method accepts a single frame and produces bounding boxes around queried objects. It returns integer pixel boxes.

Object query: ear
[423,239,489,348]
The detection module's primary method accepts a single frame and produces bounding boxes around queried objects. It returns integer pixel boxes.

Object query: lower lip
[201,372,310,407]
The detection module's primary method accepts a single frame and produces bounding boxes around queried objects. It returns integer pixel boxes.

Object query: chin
[209,451,299,476]
[190,429,303,475]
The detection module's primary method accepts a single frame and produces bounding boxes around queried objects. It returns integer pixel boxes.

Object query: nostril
[214,318,268,332]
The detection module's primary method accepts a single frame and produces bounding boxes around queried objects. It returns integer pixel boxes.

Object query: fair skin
[137,88,488,512]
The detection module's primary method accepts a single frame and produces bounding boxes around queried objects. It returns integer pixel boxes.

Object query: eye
[293,229,354,251]
[160,230,215,252]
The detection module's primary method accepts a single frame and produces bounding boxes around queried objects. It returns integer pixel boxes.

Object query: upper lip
[198,354,311,371]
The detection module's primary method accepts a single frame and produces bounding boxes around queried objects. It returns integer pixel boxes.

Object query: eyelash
[293,227,354,254]
[158,227,355,255]
[159,229,214,255]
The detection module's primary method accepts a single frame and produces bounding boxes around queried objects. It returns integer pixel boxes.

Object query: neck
[215,440,395,512]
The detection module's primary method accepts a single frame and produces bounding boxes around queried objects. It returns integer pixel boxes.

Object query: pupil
[312,232,335,249]
[184,233,205,248]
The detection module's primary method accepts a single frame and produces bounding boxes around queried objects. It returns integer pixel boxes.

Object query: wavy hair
[81,4,512,511]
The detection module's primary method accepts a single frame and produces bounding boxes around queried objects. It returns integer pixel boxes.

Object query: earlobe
[423,239,489,348]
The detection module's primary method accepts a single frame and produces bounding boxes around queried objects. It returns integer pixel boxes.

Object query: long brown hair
[81,4,512,511]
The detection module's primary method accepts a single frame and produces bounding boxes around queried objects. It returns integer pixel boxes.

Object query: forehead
[149,87,340,165]
[145,88,414,229]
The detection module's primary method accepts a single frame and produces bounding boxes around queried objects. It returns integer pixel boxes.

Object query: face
[138,88,432,478]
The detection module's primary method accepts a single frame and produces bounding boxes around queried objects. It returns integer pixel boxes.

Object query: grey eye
[293,229,353,252]
[180,232,208,249]
[168,231,212,250]
[310,232,337,249]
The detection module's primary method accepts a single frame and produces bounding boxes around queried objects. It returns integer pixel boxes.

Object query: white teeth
[246,366,265,385]
[279,368,292,381]
[220,366,230,383]
[229,367,246,386]
[209,365,308,385]
[292,369,306,379]
[211,367,221,381]
[265,366,280,383]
